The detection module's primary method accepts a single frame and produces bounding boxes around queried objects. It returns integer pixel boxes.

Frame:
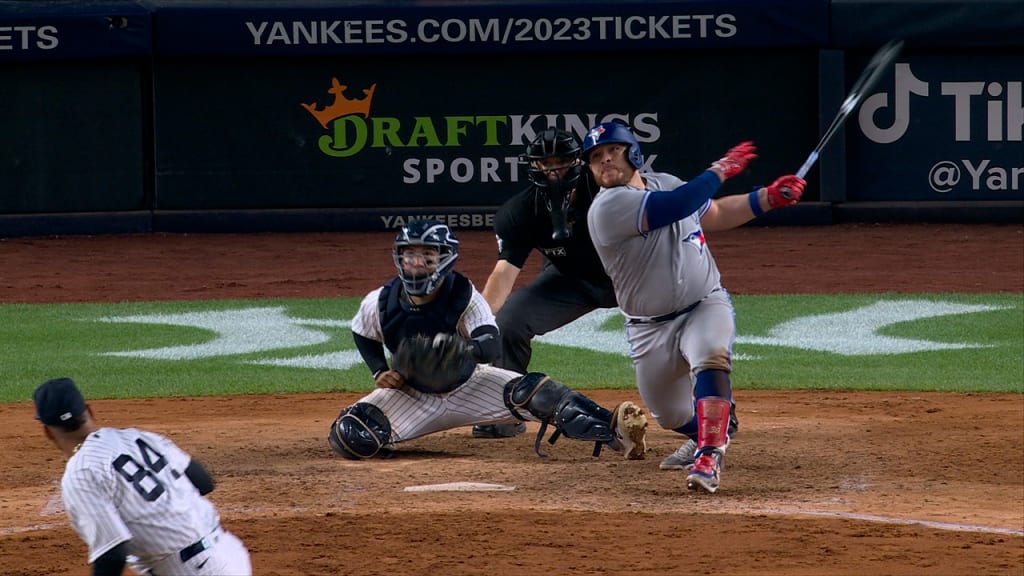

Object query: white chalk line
[751,507,1023,536]
[0,522,64,536]
[5,502,1021,537]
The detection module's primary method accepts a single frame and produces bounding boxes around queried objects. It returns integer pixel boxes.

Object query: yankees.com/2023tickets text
[245,14,738,47]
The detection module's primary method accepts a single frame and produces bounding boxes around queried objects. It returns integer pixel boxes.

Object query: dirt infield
[1,223,1022,575]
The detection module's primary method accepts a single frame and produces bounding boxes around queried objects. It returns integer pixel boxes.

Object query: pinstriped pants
[358,364,530,443]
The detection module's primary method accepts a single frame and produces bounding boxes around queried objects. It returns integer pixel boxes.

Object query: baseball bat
[794,39,905,179]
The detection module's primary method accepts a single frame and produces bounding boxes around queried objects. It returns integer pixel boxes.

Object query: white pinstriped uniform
[351,284,530,442]
[61,427,251,576]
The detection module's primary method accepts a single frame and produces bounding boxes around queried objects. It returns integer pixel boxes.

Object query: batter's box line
[754,506,1024,536]
[12,504,1021,538]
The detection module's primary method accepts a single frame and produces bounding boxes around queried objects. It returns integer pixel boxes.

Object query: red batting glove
[711,141,758,179]
[765,174,806,208]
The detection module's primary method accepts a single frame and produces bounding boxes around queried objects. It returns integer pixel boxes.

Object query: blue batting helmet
[583,122,644,169]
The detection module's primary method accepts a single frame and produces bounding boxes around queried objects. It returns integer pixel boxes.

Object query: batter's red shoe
[686,446,725,493]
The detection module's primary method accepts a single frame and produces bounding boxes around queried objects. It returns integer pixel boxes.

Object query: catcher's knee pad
[504,372,613,443]
[327,402,392,460]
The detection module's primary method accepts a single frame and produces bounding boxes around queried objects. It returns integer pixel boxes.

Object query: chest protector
[378,272,472,354]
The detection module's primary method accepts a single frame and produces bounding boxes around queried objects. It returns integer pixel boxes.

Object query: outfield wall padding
[0,0,1020,237]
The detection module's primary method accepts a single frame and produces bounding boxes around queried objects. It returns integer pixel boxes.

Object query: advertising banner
[152,49,819,220]
[847,48,1023,202]
[831,0,1024,47]
[148,0,828,56]
[0,1,151,61]
[0,62,146,213]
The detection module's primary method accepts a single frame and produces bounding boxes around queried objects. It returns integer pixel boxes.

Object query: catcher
[327,219,648,460]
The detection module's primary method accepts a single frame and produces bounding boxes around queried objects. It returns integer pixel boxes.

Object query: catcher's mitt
[392,333,476,394]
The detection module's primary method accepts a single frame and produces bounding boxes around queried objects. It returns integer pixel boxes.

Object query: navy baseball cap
[33,377,87,426]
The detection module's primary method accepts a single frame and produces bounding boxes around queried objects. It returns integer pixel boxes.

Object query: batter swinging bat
[795,39,905,178]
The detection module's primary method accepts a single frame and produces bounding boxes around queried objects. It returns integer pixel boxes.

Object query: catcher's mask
[519,128,582,240]
[393,219,458,296]
[583,121,644,169]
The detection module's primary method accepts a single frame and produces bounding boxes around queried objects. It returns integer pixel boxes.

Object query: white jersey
[61,427,229,571]
[588,171,721,318]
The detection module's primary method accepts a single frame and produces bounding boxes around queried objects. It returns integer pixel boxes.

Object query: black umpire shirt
[494,171,613,288]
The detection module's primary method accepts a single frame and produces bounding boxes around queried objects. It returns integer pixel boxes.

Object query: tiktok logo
[858,63,1023,144]
[858,64,929,144]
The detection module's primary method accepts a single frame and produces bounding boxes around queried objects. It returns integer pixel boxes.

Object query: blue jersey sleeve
[643,170,722,230]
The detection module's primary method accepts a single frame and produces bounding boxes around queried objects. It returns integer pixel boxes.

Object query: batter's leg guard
[505,372,615,458]
[686,396,731,494]
[674,400,738,440]
[695,369,736,435]
[665,398,737,472]
[327,402,393,460]
[696,396,731,449]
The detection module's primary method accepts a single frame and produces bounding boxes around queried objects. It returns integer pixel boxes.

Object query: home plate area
[404,482,516,492]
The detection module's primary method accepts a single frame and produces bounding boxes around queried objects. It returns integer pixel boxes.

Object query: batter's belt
[624,288,719,325]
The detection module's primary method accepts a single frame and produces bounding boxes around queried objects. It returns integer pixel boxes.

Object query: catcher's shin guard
[327,402,392,460]
[504,372,614,458]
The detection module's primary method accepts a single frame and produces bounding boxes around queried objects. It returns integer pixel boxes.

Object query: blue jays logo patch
[684,230,706,254]
[587,125,606,147]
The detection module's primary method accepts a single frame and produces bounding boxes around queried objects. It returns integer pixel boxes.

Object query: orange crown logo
[301,78,377,129]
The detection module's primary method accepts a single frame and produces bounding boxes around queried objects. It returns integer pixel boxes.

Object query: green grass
[1,293,1020,403]
[732,293,1023,392]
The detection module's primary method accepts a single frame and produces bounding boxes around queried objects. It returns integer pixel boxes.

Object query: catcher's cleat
[610,401,648,460]
[471,422,526,439]
[686,446,726,494]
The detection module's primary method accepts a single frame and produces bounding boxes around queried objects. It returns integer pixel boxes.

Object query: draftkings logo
[300,77,379,158]
[299,75,661,184]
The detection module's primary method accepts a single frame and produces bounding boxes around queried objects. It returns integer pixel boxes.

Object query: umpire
[473,128,617,438]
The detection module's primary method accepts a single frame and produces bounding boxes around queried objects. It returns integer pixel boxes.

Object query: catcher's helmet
[519,128,583,189]
[393,219,459,296]
[583,122,644,169]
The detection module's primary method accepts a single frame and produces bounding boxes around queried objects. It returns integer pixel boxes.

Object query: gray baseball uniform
[62,427,251,576]
[351,286,528,441]
[587,172,736,430]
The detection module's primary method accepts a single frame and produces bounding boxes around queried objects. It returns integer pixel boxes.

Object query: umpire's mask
[520,129,583,240]
[544,175,575,240]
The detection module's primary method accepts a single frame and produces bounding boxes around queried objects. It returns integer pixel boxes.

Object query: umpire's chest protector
[378,273,472,353]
